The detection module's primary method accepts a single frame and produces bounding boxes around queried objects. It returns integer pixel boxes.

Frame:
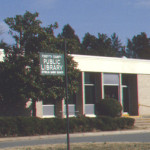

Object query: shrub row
[0,116,135,137]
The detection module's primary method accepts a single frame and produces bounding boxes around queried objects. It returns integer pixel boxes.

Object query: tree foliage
[58,24,81,54]
[127,32,150,59]
[81,32,125,57]
[0,11,80,116]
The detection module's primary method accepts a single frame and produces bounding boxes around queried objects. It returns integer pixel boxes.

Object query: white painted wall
[71,54,150,75]
[0,49,5,62]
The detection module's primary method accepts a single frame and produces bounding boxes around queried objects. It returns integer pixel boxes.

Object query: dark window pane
[104,86,118,100]
[85,72,95,84]
[85,86,95,104]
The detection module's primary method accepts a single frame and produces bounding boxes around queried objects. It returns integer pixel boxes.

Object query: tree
[58,24,81,54]
[4,11,43,54]
[110,33,125,57]
[1,11,80,116]
[0,56,32,116]
[97,33,112,56]
[81,32,124,57]
[127,32,150,59]
[60,24,79,41]
[81,32,98,55]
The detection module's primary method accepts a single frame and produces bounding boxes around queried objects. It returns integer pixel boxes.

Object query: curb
[1,129,150,142]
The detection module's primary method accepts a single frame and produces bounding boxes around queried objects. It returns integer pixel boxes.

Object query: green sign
[40,53,65,76]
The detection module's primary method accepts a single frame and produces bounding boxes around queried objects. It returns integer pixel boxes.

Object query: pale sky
[1,0,150,45]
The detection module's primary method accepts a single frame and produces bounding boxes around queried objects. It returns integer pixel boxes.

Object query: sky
[1,0,150,45]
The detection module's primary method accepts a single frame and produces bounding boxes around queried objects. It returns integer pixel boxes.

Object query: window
[103,73,119,100]
[84,72,95,104]
[104,73,119,85]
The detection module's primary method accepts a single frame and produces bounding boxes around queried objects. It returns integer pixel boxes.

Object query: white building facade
[36,55,150,118]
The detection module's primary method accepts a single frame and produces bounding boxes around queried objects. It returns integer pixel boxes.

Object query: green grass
[2,143,150,150]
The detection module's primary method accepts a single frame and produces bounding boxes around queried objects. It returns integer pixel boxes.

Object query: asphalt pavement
[1,125,150,149]
[1,127,150,143]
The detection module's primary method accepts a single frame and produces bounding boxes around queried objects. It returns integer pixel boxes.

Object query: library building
[36,54,150,118]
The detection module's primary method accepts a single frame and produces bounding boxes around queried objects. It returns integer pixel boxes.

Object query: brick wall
[76,72,84,116]
[36,101,43,118]
[55,99,64,118]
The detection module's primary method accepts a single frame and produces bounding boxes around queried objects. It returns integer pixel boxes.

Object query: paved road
[1,130,150,149]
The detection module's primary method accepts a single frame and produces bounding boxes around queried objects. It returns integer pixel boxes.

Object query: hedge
[0,116,135,137]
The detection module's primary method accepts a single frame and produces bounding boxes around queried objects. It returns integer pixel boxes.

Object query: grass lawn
[2,143,150,150]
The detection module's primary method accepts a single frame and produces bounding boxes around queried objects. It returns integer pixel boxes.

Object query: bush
[16,117,42,136]
[115,117,135,129]
[0,117,18,136]
[54,118,66,133]
[95,98,123,117]
[100,116,118,130]
[40,118,56,134]
[93,117,104,130]
[69,117,92,132]
[0,116,134,137]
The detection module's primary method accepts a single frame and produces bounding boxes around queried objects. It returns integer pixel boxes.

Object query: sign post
[64,41,70,150]
[40,49,70,150]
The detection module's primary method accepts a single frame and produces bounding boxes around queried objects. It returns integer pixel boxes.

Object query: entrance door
[122,87,129,113]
